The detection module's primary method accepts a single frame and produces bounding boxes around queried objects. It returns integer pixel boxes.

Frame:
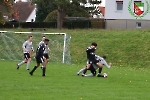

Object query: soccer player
[81,42,103,76]
[38,36,51,69]
[17,35,34,70]
[77,55,112,77]
[29,39,49,76]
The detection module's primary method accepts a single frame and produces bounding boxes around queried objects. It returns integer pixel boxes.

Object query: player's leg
[82,60,92,76]
[29,63,40,76]
[41,54,49,69]
[26,53,31,70]
[29,57,41,75]
[41,61,47,76]
[17,53,27,69]
[85,67,96,77]
[77,67,86,75]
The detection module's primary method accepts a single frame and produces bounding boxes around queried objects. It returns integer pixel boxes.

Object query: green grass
[0,60,150,100]
[1,28,150,67]
[1,28,150,99]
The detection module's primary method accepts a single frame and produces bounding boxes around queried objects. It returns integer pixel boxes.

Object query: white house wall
[105,0,150,20]
[26,9,36,22]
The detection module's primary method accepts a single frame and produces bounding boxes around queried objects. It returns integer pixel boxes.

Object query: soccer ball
[103,73,108,78]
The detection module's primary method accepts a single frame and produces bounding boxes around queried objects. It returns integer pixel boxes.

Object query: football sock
[30,66,37,74]
[98,68,102,73]
[26,62,30,69]
[42,67,46,76]
[83,68,87,74]
[18,61,25,66]
[78,68,84,74]
[97,74,104,77]
[85,73,94,77]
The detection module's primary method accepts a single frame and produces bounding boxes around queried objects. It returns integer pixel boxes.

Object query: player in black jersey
[29,39,49,76]
[82,42,103,76]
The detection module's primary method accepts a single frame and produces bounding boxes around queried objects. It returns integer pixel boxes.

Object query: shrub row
[0,20,105,29]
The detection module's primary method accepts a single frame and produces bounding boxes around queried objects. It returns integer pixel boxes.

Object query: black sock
[98,68,102,73]
[97,74,104,77]
[42,67,46,76]
[83,68,87,74]
[30,66,37,74]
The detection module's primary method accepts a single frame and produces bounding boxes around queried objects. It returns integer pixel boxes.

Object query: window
[116,0,123,10]
[136,22,141,28]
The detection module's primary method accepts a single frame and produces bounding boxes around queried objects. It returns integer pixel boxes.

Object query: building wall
[105,19,150,29]
[105,0,150,20]
[26,9,36,22]
[105,0,150,29]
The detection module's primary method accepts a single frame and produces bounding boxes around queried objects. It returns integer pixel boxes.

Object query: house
[105,0,150,29]
[13,1,36,22]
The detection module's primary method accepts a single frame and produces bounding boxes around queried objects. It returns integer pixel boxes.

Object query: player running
[38,36,51,69]
[77,55,112,77]
[29,39,49,76]
[17,35,34,70]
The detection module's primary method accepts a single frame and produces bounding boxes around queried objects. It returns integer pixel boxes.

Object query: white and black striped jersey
[36,43,46,58]
[92,55,111,69]
[38,41,50,54]
[22,40,34,53]
[86,46,96,60]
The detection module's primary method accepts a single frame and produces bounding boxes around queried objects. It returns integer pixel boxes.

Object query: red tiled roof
[14,2,35,22]
[97,6,105,17]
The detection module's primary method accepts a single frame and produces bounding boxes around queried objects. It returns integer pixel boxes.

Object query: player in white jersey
[39,36,51,69]
[77,55,112,77]
[17,36,34,70]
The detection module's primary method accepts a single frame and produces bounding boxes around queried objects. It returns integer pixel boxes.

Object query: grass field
[1,28,150,100]
[0,60,150,100]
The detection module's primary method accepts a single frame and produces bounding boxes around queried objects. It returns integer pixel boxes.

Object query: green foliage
[32,0,56,22]
[0,0,14,22]
[0,60,150,100]
[44,10,57,22]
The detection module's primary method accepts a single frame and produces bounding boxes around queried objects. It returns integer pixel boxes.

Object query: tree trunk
[57,6,65,30]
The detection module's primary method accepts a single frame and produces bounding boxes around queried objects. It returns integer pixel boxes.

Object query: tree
[32,0,56,22]
[0,0,14,23]
[32,0,101,29]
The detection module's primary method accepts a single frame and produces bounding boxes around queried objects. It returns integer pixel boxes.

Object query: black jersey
[86,46,96,60]
[36,43,46,58]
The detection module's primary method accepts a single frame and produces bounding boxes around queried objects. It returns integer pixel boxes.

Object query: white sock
[18,61,25,66]
[26,62,30,69]
[78,69,84,74]
[85,73,94,77]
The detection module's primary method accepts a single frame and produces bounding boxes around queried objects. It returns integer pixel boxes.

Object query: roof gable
[14,2,35,22]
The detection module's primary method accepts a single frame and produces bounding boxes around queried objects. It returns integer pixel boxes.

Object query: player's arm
[31,44,34,52]
[103,60,111,69]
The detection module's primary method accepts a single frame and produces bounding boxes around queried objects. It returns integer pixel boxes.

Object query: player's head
[28,35,33,42]
[44,38,49,45]
[91,42,97,48]
[103,56,106,59]
[42,36,46,41]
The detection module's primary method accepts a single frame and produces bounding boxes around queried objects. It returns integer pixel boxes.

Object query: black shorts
[89,65,96,76]
[24,53,31,60]
[36,57,45,63]
[43,53,49,59]
[87,59,99,64]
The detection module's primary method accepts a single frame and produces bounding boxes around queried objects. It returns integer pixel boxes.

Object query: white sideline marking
[0,31,7,33]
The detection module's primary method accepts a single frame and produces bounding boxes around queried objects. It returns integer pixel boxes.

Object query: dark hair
[28,35,32,38]
[44,38,49,42]
[103,56,106,59]
[91,42,97,47]
[42,36,46,38]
